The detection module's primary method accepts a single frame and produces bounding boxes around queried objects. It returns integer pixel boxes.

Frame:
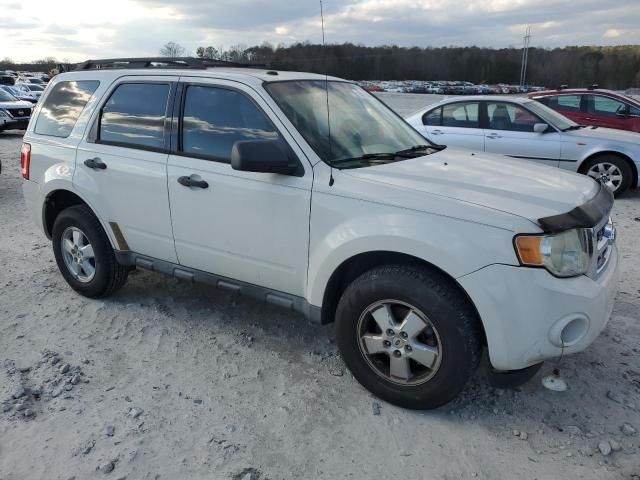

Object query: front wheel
[52,205,128,298]
[582,155,633,197]
[335,265,482,409]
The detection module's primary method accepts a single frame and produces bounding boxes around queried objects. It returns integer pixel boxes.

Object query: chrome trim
[588,215,615,279]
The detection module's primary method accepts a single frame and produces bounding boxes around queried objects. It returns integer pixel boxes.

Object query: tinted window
[99,83,169,149]
[441,102,479,128]
[487,102,541,132]
[556,95,581,112]
[181,86,279,162]
[588,95,626,117]
[423,107,441,126]
[35,80,99,138]
[630,105,640,116]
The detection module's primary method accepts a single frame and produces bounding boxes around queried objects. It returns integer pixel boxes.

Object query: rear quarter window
[35,80,100,137]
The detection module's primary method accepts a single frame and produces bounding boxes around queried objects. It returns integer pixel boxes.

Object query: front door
[483,101,561,168]
[75,77,178,263]
[585,94,638,132]
[167,80,312,296]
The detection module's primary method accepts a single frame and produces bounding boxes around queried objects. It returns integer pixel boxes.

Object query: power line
[520,26,531,87]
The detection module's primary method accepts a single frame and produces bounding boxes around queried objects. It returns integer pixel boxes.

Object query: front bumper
[458,244,619,371]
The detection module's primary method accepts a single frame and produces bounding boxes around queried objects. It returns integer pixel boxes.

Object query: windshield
[0,88,17,102]
[524,99,577,131]
[265,80,435,168]
[26,84,44,91]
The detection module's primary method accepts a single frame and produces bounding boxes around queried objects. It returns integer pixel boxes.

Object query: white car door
[166,79,312,296]
[75,77,179,263]
[416,101,484,151]
[483,101,561,168]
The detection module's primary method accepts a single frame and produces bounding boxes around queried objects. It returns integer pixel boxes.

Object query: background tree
[160,42,185,58]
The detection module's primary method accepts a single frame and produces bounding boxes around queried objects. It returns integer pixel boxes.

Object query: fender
[305,210,519,307]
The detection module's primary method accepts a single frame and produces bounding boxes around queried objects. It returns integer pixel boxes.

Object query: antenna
[320,0,334,186]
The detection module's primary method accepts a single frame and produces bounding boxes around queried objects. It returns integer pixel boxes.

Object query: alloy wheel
[356,300,442,386]
[587,162,623,193]
[61,226,96,283]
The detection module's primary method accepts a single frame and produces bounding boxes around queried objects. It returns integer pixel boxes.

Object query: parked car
[406,96,640,196]
[0,85,38,103]
[21,59,619,409]
[15,82,45,101]
[0,73,16,86]
[529,88,640,133]
[0,87,32,132]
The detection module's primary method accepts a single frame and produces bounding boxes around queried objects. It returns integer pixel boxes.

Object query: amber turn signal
[515,236,543,266]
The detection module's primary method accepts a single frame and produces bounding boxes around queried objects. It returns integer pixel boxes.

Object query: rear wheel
[335,264,482,409]
[52,205,128,298]
[582,155,633,197]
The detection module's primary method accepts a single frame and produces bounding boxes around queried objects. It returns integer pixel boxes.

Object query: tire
[581,155,633,197]
[335,264,482,409]
[52,205,128,298]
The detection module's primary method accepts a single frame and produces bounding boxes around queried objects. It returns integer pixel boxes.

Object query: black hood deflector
[538,182,613,233]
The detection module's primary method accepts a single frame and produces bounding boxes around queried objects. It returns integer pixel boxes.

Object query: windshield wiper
[562,125,586,132]
[330,145,441,167]
[395,144,444,155]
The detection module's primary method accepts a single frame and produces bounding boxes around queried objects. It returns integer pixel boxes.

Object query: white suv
[21,58,619,409]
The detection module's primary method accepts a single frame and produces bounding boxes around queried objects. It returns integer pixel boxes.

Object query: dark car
[529,88,640,133]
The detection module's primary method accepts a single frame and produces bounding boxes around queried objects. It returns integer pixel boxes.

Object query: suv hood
[343,148,599,226]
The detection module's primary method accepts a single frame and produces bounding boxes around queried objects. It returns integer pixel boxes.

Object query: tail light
[20,143,31,180]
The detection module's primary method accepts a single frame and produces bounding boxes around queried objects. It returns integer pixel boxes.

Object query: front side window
[587,95,627,117]
[35,80,99,138]
[487,102,541,132]
[265,80,432,168]
[441,102,479,128]
[181,86,280,162]
[99,83,169,149]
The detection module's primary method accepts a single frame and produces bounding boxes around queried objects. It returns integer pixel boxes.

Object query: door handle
[486,133,502,139]
[431,129,444,135]
[585,117,596,121]
[178,175,209,189]
[84,157,107,170]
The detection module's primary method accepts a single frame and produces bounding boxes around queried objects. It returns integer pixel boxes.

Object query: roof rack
[74,57,265,71]
[587,83,599,90]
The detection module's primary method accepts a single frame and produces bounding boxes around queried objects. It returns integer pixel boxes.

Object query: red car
[529,88,640,133]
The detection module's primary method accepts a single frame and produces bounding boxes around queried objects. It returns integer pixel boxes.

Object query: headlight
[514,229,591,277]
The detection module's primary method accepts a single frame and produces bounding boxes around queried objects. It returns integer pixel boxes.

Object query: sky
[1,0,639,62]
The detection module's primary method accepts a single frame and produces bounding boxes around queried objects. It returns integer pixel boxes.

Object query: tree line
[191,42,640,89]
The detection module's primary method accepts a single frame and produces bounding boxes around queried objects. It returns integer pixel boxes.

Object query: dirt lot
[1,122,639,479]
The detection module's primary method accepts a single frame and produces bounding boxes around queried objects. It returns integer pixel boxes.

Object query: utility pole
[520,26,531,88]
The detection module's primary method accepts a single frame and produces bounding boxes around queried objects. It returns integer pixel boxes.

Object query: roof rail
[74,57,265,71]
[587,83,599,90]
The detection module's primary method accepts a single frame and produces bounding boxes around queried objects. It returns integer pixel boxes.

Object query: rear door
[483,101,561,168]
[416,101,484,151]
[166,78,312,296]
[75,76,179,263]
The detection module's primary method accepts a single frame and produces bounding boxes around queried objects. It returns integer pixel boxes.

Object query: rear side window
[99,83,170,150]
[441,102,479,128]
[35,80,99,137]
[181,85,279,162]
[556,95,581,112]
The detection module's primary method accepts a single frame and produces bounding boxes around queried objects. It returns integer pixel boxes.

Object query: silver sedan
[405,96,640,196]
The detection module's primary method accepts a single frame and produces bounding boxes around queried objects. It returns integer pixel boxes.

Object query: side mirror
[231,140,299,175]
[616,105,630,117]
[533,123,549,134]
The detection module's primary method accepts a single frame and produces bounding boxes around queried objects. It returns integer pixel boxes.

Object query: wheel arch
[579,150,638,189]
[318,250,488,346]
[42,189,116,248]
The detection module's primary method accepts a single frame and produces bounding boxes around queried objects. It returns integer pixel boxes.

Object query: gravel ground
[1,101,639,480]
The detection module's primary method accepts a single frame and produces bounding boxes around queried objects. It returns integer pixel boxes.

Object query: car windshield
[524,99,577,131]
[0,88,17,102]
[26,84,44,91]
[265,80,438,169]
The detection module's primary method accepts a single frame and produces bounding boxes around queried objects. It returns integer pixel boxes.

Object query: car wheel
[52,205,128,298]
[583,155,633,197]
[335,264,482,409]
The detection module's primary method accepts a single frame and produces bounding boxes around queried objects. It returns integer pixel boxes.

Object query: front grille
[591,217,614,277]
[6,108,31,118]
